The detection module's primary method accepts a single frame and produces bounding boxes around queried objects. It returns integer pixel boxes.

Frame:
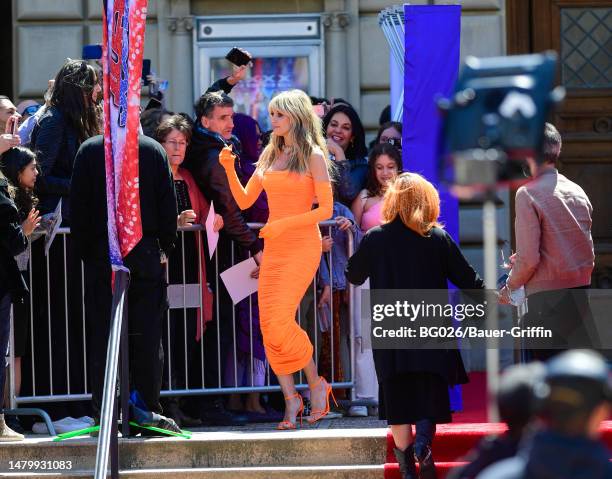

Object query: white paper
[205,201,219,259]
[219,257,259,305]
[44,199,62,256]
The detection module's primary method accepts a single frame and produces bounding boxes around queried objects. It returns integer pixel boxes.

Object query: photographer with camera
[449,363,544,479]
[478,349,612,479]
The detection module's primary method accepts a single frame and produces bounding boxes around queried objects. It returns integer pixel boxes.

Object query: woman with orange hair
[219,89,335,430]
[346,173,484,479]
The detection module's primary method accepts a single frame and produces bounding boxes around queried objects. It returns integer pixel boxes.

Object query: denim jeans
[0,293,12,402]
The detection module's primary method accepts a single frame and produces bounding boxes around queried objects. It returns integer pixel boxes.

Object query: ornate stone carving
[167,16,194,35]
[322,12,351,31]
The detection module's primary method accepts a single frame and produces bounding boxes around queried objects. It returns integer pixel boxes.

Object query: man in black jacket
[183,91,261,426]
[184,91,262,262]
[70,135,179,433]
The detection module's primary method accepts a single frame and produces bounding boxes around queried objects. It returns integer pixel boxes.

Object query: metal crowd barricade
[9,221,359,414]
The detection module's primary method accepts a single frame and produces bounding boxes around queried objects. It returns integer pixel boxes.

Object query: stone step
[0,465,384,478]
[0,429,387,472]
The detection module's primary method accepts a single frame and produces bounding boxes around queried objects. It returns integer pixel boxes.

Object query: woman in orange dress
[219,89,335,429]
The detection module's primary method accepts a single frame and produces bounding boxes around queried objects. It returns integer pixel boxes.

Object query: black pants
[524,286,597,362]
[84,251,167,418]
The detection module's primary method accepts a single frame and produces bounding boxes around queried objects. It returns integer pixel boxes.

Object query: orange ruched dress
[221,151,333,375]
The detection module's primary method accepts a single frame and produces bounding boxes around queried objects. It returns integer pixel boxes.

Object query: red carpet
[383,372,612,478]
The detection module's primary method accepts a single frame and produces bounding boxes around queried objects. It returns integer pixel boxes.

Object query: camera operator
[478,349,612,479]
[449,363,544,479]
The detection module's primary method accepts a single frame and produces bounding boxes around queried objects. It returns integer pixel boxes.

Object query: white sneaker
[348,406,368,417]
[0,414,24,441]
[31,422,50,434]
[77,416,95,426]
[32,417,91,435]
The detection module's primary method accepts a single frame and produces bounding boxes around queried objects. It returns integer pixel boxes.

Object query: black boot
[414,419,437,479]
[393,444,418,479]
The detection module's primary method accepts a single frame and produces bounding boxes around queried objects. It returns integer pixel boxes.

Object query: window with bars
[561,7,612,89]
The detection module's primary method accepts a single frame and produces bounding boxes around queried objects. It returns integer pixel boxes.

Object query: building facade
[8,0,612,367]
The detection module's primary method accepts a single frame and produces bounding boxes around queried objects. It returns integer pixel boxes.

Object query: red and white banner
[102,0,148,270]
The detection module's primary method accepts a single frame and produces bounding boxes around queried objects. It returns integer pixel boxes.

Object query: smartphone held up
[225,47,252,67]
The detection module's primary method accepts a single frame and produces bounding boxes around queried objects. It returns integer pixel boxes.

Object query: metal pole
[9,305,16,409]
[120,277,130,438]
[111,394,119,479]
[483,193,500,422]
[347,229,356,403]
[94,269,128,479]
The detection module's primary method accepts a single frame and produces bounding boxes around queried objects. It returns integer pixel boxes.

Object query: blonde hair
[256,89,332,175]
[381,173,443,236]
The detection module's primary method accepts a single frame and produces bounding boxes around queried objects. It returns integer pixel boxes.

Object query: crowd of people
[0,54,608,479]
[0,57,405,438]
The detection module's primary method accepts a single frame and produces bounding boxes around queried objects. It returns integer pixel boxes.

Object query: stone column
[166,15,194,114]
[165,0,194,114]
[322,11,351,102]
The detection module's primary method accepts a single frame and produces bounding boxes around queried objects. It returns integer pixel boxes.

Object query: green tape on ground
[53,426,99,441]
[128,421,192,439]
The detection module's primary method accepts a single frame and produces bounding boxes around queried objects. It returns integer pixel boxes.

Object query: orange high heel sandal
[307,377,338,424]
[277,393,304,430]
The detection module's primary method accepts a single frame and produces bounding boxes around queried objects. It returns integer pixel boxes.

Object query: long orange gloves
[219,145,263,210]
[219,145,334,240]
[259,179,333,240]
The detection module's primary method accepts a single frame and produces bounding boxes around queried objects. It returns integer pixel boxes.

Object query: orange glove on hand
[258,180,333,240]
[220,145,264,211]
[219,145,236,170]
[259,219,288,240]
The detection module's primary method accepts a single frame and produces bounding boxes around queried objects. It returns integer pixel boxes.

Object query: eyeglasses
[381,137,402,148]
[163,140,187,148]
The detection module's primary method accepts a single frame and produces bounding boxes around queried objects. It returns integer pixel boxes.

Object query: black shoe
[137,414,182,437]
[414,443,437,479]
[130,403,182,436]
[200,399,247,426]
[393,445,417,479]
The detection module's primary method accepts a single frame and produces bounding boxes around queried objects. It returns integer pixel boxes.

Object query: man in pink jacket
[500,123,596,360]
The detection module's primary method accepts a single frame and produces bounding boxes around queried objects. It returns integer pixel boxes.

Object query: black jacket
[206,77,233,95]
[31,106,80,223]
[477,429,612,479]
[448,432,521,479]
[0,178,28,301]
[183,125,262,256]
[346,218,484,385]
[70,135,177,267]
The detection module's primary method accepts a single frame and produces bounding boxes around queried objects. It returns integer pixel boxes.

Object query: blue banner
[403,4,463,410]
